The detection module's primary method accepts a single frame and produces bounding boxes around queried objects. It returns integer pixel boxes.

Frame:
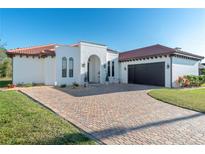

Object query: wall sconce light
[167,64,170,69]
[82,63,85,67]
[124,67,127,71]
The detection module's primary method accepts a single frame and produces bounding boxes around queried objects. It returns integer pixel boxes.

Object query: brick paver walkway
[20,84,205,144]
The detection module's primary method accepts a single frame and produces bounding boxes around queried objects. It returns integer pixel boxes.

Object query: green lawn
[0,91,96,145]
[0,78,12,87]
[148,88,205,113]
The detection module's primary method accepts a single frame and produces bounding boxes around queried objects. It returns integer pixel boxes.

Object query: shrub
[199,75,205,84]
[177,76,190,87]
[73,82,79,87]
[60,84,66,88]
[7,84,16,88]
[201,68,205,75]
[177,75,205,87]
[186,75,205,87]
[72,82,79,88]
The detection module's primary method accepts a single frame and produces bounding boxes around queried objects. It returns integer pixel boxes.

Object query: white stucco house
[7,41,204,88]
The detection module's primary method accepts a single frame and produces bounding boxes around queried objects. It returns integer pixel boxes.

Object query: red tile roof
[6,43,80,57]
[119,44,203,61]
[7,44,56,57]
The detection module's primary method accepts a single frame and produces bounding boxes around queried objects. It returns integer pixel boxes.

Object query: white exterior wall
[120,56,171,87]
[12,43,201,88]
[12,42,119,86]
[55,45,81,85]
[80,42,108,84]
[172,56,200,87]
[13,56,45,84]
[44,57,56,85]
[106,51,119,83]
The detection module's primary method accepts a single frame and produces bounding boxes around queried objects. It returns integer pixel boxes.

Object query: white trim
[174,53,203,60]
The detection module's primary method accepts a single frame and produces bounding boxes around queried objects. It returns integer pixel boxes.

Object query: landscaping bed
[0,91,96,144]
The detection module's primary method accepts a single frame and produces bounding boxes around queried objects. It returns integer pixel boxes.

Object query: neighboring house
[7,41,204,87]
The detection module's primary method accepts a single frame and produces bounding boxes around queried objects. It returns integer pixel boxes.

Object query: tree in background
[0,39,12,78]
[0,50,7,63]
[0,58,12,78]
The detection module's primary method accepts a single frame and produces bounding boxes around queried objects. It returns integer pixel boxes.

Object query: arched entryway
[87,55,101,83]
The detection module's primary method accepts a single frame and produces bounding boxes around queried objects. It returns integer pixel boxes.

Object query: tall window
[112,61,114,77]
[62,57,67,78]
[69,57,74,77]
[108,61,110,77]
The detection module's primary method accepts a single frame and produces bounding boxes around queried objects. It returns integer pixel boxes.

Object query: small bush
[186,75,205,87]
[72,82,79,87]
[177,76,190,87]
[71,82,80,88]
[201,68,205,75]
[177,75,205,87]
[7,84,16,88]
[60,84,66,88]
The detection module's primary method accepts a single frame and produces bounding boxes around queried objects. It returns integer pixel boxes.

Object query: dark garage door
[128,62,165,86]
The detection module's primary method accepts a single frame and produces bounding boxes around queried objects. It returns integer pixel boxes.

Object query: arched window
[62,57,67,77]
[69,57,74,77]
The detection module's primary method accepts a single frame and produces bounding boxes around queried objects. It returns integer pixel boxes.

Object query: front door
[87,55,101,83]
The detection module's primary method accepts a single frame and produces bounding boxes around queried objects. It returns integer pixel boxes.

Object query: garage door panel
[128,65,134,83]
[128,62,165,86]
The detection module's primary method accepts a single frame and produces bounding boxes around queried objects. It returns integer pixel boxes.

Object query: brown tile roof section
[119,44,175,61]
[7,44,56,57]
[119,44,204,61]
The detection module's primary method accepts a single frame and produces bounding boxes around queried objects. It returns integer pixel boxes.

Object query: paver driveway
[21,84,205,144]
